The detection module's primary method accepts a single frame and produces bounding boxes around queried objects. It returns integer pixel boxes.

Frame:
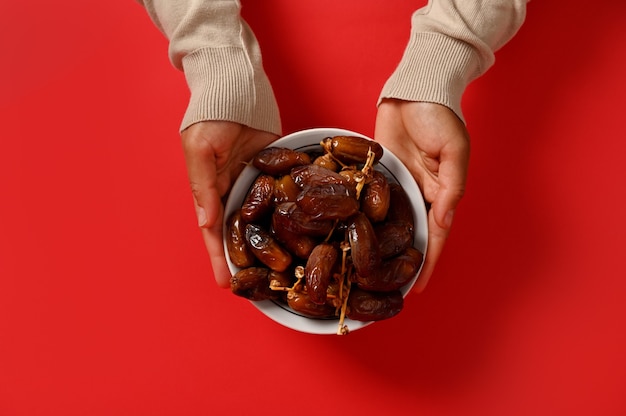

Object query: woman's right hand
[180,121,279,287]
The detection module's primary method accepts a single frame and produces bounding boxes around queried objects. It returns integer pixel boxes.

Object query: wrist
[378,32,480,124]
[181,47,281,135]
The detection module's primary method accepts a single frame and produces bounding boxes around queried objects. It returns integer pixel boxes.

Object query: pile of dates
[226,135,423,334]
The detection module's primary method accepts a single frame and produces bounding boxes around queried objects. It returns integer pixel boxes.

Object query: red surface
[2,1,626,415]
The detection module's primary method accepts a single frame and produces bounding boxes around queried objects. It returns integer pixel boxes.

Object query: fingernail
[196,205,208,227]
[443,209,455,228]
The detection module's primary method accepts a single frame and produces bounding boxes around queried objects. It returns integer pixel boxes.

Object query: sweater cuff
[180,47,282,135]
[378,32,482,124]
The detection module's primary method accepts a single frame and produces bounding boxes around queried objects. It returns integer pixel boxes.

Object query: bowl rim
[223,127,428,335]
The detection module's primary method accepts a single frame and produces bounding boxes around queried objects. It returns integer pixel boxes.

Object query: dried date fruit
[296,183,359,221]
[346,288,403,321]
[225,209,256,268]
[287,290,336,318]
[387,183,415,232]
[244,223,292,272]
[252,147,311,176]
[321,136,384,165]
[337,168,363,190]
[354,246,423,292]
[272,202,335,237]
[375,220,414,259]
[240,174,275,224]
[305,243,339,305]
[347,212,381,278]
[230,267,278,301]
[226,138,419,334]
[361,170,390,223]
[268,269,295,289]
[291,164,356,195]
[325,280,344,309]
[273,174,300,203]
[313,153,339,171]
[271,211,318,258]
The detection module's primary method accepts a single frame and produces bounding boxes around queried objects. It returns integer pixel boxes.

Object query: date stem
[355,149,376,200]
[324,219,339,243]
[337,279,351,335]
[269,265,305,293]
[320,138,350,170]
[336,241,353,335]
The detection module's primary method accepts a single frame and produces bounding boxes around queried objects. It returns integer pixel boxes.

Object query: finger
[190,157,231,287]
[181,129,230,287]
[198,188,231,287]
[431,140,469,230]
[182,134,222,229]
[200,223,232,288]
[413,208,449,293]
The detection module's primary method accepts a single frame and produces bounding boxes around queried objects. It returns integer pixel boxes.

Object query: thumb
[182,132,231,287]
[432,188,458,231]
[431,139,468,230]
[414,147,467,293]
[201,212,232,289]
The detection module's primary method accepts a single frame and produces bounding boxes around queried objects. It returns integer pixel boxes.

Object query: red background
[2,1,626,415]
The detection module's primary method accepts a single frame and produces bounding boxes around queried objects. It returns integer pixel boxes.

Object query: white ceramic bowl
[223,128,428,335]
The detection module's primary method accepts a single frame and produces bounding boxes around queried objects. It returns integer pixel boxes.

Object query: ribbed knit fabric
[379,0,527,123]
[379,32,477,124]
[181,46,281,134]
[139,0,528,133]
[137,0,282,135]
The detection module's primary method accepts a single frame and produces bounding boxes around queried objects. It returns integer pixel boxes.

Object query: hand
[374,99,470,292]
[181,121,279,287]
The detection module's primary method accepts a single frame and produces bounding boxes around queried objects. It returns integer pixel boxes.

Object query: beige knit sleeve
[379,0,528,123]
[138,0,281,135]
